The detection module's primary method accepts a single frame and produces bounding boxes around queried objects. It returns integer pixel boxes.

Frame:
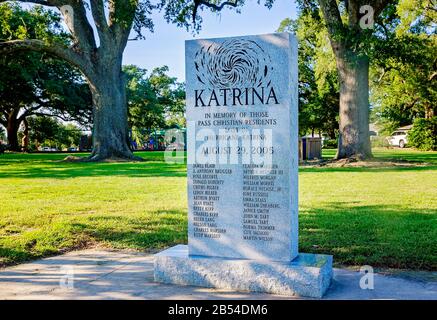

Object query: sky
[123,0,298,82]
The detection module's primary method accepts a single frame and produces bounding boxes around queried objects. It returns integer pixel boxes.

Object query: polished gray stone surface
[185,33,299,261]
[155,245,332,298]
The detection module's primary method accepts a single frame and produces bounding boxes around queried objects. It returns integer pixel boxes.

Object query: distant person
[131,140,138,151]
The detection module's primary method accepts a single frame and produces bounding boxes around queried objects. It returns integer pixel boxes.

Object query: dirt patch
[301,158,432,169]
[62,155,142,163]
[63,155,85,162]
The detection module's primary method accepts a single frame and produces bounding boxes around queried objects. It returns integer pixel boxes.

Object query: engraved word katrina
[194,39,279,107]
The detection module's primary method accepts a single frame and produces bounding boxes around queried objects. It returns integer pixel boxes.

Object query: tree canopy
[25,116,82,150]
[278,10,339,138]
[124,65,185,147]
[0,3,92,151]
[369,0,436,133]
[0,0,435,155]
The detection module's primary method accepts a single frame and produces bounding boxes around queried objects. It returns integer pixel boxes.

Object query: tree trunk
[7,111,21,152]
[87,61,139,161]
[425,104,434,119]
[334,46,372,160]
[21,117,30,152]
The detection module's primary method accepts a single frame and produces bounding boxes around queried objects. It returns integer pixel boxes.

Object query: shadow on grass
[70,209,188,250]
[0,247,32,267]
[299,202,437,270]
[0,160,187,179]
[373,151,437,164]
[1,155,436,179]
[0,151,187,179]
[299,164,437,173]
[0,209,188,268]
[67,203,436,270]
[1,203,435,271]
[322,148,437,164]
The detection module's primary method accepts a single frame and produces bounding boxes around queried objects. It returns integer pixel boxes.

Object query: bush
[371,136,391,148]
[407,117,437,151]
[323,139,337,149]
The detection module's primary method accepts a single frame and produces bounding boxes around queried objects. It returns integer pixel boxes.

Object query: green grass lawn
[0,148,436,270]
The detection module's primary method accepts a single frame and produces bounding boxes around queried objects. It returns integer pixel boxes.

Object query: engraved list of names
[186,33,298,262]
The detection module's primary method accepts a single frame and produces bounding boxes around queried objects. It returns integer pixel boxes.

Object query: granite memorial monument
[154,33,333,298]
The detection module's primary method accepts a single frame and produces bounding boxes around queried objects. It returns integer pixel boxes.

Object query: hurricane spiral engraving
[195,39,273,89]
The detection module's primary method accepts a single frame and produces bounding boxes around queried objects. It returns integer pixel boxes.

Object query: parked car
[41,147,58,152]
[166,142,185,151]
[387,131,408,148]
[67,147,78,152]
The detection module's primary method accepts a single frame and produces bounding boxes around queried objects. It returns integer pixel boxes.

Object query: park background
[0,0,436,272]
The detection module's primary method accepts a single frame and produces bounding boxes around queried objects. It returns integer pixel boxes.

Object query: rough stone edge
[154,245,333,298]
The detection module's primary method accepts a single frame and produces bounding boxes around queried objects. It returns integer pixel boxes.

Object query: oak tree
[0,3,91,151]
[0,0,157,160]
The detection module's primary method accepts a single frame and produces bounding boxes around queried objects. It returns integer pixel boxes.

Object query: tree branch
[371,0,392,17]
[197,0,238,11]
[33,111,78,122]
[347,0,361,26]
[193,0,239,23]
[107,0,139,54]
[318,0,344,32]
[59,1,97,54]
[318,0,345,48]
[0,39,89,75]
[20,99,48,119]
[0,0,57,6]
[0,0,97,59]
[90,0,109,44]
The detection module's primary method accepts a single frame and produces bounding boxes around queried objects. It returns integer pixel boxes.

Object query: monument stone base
[154,245,333,298]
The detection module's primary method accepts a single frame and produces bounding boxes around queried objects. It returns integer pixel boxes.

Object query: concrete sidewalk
[0,249,435,300]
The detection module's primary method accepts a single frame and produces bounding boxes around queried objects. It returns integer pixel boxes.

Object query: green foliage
[0,2,67,43]
[27,117,59,147]
[371,136,391,148]
[370,2,436,133]
[124,65,185,146]
[0,3,92,138]
[396,0,437,35]
[163,0,242,32]
[26,117,82,150]
[278,8,339,138]
[408,117,437,151]
[131,1,156,38]
[148,66,186,128]
[323,139,337,149]
[88,0,250,37]
[125,65,165,131]
[57,123,83,149]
